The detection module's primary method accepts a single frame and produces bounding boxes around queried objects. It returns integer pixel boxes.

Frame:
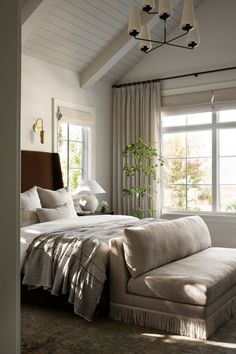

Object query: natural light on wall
[161,110,236,214]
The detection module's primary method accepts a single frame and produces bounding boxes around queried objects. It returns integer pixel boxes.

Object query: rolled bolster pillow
[123,216,211,278]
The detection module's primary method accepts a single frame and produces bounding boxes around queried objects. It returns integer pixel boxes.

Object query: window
[58,122,89,192]
[54,100,95,192]
[162,110,236,214]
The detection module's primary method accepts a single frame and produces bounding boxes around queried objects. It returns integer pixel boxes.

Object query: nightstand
[77,211,114,216]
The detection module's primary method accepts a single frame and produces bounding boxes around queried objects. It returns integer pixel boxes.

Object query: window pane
[187,112,212,125]
[69,169,82,192]
[219,157,236,184]
[163,159,186,184]
[162,115,186,127]
[163,133,186,158]
[219,129,236,156]
[69,124,83,141]
[58,140,67,170]
[163,186,186,211]
[69,142,83,169]
[58,122,67,143]
[187,186,212,211]
[187,131,211,157]
[187,158,211,184]
[219,186,236,212]
[219,110,236,123]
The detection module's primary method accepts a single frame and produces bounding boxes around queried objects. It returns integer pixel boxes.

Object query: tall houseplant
[122,138,164,218]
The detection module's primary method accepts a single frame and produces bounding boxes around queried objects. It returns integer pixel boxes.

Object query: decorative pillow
[123,216,211,278]
[20,186,42,227]
[36,203,76,223]
[37,187,77,217]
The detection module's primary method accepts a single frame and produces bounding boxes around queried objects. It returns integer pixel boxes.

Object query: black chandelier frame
[133,7,195,53]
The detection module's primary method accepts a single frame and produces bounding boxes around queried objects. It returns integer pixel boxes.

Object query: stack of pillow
[20,186,77,227]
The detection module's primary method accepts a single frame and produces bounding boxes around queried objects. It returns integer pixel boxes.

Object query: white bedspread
[20,215,137,269]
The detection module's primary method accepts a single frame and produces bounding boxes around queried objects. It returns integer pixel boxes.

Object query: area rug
[21,302,236,354]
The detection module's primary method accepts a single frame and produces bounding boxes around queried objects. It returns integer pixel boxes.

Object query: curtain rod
[112,66,236,89]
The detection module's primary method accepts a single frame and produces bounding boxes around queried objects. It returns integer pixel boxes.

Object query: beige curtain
[112,82,161,216]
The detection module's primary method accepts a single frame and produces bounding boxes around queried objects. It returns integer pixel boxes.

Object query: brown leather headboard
[21,150,64,192]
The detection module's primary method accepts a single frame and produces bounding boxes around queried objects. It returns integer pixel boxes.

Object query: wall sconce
[32,118,45,144]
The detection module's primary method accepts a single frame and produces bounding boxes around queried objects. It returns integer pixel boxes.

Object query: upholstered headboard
[21,150,64,192]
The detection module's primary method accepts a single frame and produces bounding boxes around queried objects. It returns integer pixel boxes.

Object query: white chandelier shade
[159,0,172,20]
[181,0,196,31]
[187,21,200,48]
[139,25,152,52]
[128,5,141,37]
[128,0,200,53]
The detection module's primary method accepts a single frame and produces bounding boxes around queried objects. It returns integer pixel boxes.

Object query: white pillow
[36,203,76,222]
[20,186,42,227]
[124,216,211,278]
[37,187,77,217]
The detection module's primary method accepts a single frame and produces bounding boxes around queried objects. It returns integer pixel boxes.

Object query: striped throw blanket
[22,218,157,320]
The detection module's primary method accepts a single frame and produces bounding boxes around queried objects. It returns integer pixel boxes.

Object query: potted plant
[122,138,164,218]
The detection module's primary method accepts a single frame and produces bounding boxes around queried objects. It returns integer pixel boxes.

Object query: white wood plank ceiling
[21,0,204,88]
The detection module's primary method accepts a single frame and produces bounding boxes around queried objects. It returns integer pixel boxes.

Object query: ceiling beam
[80,13,158,89]
[21,0,61,43]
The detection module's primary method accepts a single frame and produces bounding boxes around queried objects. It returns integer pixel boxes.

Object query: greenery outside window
[54,100,95,193]
[58,122,89,192]
[162,109,236,214]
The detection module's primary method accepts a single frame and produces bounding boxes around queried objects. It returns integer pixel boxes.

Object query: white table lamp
[73,180,106,213]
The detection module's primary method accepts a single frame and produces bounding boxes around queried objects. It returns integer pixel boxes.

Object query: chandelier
[128,0,200,53]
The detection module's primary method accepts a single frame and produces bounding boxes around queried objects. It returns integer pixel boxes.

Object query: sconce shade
[141,0,155,12]
[139,25,152,52]
[187,22,200,48]
[181,0,195,31]
[159,0,171,20]
[128,5,141,37]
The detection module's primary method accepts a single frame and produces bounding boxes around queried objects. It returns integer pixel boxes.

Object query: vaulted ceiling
[21,0,204,88]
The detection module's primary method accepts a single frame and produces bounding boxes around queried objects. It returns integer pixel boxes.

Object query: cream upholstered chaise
[109,216,236,339]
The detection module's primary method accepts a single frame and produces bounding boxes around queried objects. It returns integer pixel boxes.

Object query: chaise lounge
[109,216,236,339]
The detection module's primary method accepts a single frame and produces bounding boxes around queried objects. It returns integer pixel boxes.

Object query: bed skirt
[110,297,236,340]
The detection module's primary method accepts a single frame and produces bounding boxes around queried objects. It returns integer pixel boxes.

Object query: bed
[20,150,145,319]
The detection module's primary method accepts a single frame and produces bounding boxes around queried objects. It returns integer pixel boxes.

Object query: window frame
[161,110,236,217]
[53,98,95,190]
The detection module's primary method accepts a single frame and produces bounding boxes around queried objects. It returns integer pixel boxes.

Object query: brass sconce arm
[33,118,45,144]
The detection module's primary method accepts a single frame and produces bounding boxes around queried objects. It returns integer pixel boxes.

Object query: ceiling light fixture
[128,0,200,53]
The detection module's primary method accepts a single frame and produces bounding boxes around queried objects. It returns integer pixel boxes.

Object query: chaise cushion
[127,247,236,306]
[123,216,211,278]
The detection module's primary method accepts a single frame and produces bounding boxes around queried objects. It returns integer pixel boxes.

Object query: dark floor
[21,302,236,354]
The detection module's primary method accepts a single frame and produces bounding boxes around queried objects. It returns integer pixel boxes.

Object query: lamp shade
[187,22,200,48]
[128,5,141,37]
[181,0,195,32]
[74,180,106,195]
[139,25,152,52]
[141,0,155,12]
[159,0,171,20]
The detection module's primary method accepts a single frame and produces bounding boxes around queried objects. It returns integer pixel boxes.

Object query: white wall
[21,55,112,206]
[121,0,236,95]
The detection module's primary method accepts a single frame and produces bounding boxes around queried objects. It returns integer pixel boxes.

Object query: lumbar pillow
[123,216,211,278]
[20,186,42,227]
[36,203,76,223]
[37,187,77,216]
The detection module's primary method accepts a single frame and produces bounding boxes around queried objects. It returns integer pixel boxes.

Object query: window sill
[161,212,236,224]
